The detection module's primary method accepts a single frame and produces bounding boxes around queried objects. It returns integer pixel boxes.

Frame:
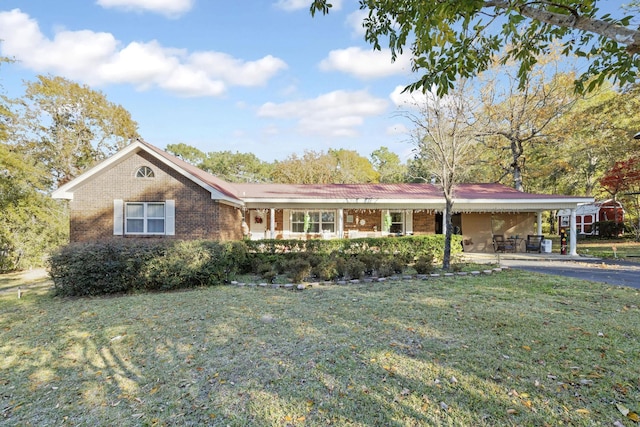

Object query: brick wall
[69,150,242,242]
[413,211,436,234]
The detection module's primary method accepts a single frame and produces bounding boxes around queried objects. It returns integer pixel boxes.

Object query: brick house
[52,140,593,254]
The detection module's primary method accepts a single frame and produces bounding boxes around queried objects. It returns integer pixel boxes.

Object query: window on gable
[125,202,165,234]
[136,166,155,178]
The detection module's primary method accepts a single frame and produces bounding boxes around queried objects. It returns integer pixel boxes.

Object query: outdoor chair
[493,235,515,253]
[525,235,544,253]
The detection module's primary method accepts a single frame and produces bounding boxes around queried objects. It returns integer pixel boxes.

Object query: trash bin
[541,239,552,253]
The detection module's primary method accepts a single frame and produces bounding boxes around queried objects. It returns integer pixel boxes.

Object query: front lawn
[1,269,639,426]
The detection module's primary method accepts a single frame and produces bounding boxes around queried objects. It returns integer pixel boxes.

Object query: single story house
[52,140,594,255]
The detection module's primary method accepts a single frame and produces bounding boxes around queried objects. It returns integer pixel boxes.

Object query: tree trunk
[443,197,453,270]
[511,139,524,192]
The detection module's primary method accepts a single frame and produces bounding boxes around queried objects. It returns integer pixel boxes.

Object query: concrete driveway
[463,253,640,289]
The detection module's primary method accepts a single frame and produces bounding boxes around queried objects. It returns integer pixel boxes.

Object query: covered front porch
[244,207,589,257]
[234,182,593,256]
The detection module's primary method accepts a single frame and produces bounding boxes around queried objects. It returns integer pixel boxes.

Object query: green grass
[574,238,640,260]
[1,269,639,426]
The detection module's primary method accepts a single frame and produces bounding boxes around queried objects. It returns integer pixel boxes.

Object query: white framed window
[383,210,404,234]
[291,210,335,233]
[125,202,165,234]
[389,211,404,234]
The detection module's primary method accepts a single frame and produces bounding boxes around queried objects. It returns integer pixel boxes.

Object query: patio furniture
[525,235,544,253]
[493,235,515,253]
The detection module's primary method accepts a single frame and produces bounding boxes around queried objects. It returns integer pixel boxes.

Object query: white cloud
[0,9,287,97]
[257,90,388,137]
[319,47,411,79]
[390,84,429,109]
[96,0,194,17]
[346,9,368,36]
[274,0,342,12]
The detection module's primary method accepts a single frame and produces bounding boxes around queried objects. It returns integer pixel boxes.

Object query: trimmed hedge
[49,235,461,296]
[244,235,459,260]
[49,240,247,297]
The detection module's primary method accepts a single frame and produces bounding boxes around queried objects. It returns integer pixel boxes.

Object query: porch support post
[569,208,578,256]
[537,212,543,236]
[270,208,275,239]
[337,208,344,238]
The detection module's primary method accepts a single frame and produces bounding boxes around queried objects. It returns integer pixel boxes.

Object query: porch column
[270,208,276,239]
[337,208,344,238]
[537,212,543,236]
[569,208,578,256]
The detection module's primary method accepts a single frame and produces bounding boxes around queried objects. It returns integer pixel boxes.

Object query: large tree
[403,81,478,269]
[0,67,68,271]
[167,143,272,183]
[272,149,379,184]
[15,75,139,187]
[600,156,640,240]
[311,1,640,95]
[474,55,579,192]
[534,83,640,197]
[370,146,407,183]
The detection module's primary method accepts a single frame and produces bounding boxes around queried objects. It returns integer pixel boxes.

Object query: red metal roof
[231,182,578,201]
[140,142,586,203]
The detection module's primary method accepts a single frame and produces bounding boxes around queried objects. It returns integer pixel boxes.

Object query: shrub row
[49,235,461,296]
[49,240,247,297]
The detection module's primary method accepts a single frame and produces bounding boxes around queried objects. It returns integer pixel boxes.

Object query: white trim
[165,200,175,236]
[113,199,123,235]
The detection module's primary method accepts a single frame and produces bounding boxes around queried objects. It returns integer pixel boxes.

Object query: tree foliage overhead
[311,0,640,95]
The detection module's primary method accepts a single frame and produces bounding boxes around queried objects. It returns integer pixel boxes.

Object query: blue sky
[0,0,425,162]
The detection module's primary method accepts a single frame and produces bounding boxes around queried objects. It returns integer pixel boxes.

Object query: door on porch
[249,210,267,240]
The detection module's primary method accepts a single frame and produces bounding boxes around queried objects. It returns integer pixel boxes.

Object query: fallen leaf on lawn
[617,403,640,422]
[616,403,630,417]
[507,408,518,415]
[522,345,531,351]
[576,408,590,415]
